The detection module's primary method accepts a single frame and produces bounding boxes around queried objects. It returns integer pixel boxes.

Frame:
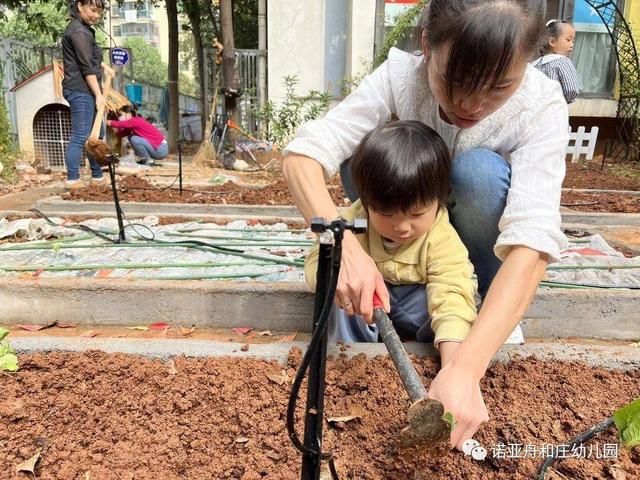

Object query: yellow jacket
[304,201,477,345]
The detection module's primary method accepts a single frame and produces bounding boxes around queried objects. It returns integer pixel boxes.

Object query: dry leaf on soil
[179,326,196,337]
[258,330,272,336]
[80,330,101,338]
[235,437,249,444]
[166,359,178,375]
[232,327,252,335]
[266,370,289,386]
[15,321,56,332]
[56,322,77,328]
[15,450,41,474]
[149,322,170,330]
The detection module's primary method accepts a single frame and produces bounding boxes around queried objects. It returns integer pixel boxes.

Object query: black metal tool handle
[373,294,427,403]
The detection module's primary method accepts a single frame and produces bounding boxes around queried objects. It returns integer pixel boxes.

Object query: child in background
[107,105,168,166]
[533,19,580,103]
[305,121,477,351]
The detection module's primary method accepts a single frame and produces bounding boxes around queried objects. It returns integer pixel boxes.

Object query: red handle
[373,293,384,309]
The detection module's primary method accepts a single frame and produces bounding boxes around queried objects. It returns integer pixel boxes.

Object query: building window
[113,26,122,37]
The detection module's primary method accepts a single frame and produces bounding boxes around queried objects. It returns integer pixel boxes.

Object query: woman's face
[424,42,528,129]
[77,2,103,26]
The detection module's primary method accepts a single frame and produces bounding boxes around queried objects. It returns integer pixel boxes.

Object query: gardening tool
[372,294,451,447]
[85,71,115,165]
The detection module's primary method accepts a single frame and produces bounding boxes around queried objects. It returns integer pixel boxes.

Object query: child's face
[424,44,527,129]
[368,202,439,246]
[549,23,575,56]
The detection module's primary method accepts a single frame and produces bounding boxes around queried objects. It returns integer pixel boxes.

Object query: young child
[305,120,477,348]
[107,105,168,165]
[533,19,580,103]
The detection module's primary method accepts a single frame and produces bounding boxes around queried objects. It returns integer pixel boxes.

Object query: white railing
[566,126,599,162]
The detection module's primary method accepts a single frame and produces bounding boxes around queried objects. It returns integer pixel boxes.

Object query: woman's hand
[427,354,489,450]
[335,232,390,322]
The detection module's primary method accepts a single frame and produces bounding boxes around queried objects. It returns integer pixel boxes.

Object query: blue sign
[110,47,130,67]
[574,0,612,33]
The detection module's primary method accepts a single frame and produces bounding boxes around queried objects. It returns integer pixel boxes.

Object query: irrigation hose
[536,417,615,479]
[286,244,341,480]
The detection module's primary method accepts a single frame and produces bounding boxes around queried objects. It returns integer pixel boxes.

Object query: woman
[283,0,568,450]
[62,0,113,189]
[106,105,168,166]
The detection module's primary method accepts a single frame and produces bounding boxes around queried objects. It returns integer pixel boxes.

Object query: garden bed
[61,175,350,207]
[564,160,640,191]
[1,350,638,479]
[561,191,640,213]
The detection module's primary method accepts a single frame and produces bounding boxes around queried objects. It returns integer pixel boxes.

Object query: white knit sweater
[284,48,569,263]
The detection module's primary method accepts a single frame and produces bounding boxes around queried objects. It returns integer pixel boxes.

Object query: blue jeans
[330,283,434,343]
[129,135,168,160]
[340,148,511,299]
[63,88,105,180]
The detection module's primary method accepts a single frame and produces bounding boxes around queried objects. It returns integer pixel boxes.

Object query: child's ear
[548,36,558,48]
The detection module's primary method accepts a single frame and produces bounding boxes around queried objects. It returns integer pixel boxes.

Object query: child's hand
[427,354,489,451]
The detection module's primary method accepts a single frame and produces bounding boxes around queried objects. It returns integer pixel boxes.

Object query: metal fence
[33,106,73,170]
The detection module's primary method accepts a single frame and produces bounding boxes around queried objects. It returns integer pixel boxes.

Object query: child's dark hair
[350,121,451,214]
[540,19,571,54]
[69,0,106,18]
[419,0,545,101]
[119,104,138,117]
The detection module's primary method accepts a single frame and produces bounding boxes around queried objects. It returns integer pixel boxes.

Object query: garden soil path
[1,351,638,479]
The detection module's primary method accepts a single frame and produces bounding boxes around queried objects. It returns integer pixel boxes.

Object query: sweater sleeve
[109,118,137,129]
[425,215,477,345]
[495,86,568,263]
[283,58,396,178]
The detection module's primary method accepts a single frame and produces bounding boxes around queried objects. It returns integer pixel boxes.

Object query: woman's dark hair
[541,19,572,54]
[419,0,545,100]
[69,0,106,18]
[350,120,451,214]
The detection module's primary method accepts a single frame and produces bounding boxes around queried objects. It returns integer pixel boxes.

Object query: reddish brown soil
[61,175,350,207]
[561,192,640,213]
[564,159,640,191]
[1,351,638,479]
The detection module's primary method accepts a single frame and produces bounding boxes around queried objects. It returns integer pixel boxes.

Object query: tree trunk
[185,5,206,133]
[220,0,238,123]
[166,0,180,153]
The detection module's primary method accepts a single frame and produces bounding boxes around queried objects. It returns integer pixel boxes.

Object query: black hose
[286,243,341,479]
[536,417,615,479]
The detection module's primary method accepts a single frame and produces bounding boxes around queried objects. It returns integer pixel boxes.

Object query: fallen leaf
[327,415,359,424]
[96,269,113,278]
[266,371,289,386]
[166,359,177,375]
[56,322,77,328]
[235,437,249,443]
[15,321,56,332]
[80,330,100,338]
[232,327,252,335]
[608,464,627,480]
[277,332,298,343]
[240,344,249,352]
[149,322,170,330]
[179,326,196,337]
[15,450,41,474]
[127,326,149,331]
[32,268,44,277]
[258,330,272,337]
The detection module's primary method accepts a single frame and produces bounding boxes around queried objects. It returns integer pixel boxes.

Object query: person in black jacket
[62,0,113,189]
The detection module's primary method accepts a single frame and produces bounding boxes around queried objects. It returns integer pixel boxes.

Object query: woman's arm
[283,154,390,319]
[428,246,548,449]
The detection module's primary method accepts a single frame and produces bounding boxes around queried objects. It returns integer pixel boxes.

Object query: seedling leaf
[0,352,18,372]
[0,327,9,341]
[442,411,457,433]
[613,397,640,448]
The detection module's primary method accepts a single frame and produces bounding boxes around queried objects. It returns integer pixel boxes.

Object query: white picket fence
[565,126,599,162]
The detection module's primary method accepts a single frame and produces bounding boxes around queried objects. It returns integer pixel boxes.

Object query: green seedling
[613,397,640,449]
[0,327,18,372]
[442,411,457,433]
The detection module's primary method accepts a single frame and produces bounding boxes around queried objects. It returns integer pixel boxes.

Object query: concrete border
[10,336,640,370]
[34,196,640,227]
[1,277,638,341]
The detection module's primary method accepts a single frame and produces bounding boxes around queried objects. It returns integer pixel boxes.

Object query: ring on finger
[340,299,352,309]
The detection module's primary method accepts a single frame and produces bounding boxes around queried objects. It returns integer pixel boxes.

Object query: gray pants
[329,283,435,343]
